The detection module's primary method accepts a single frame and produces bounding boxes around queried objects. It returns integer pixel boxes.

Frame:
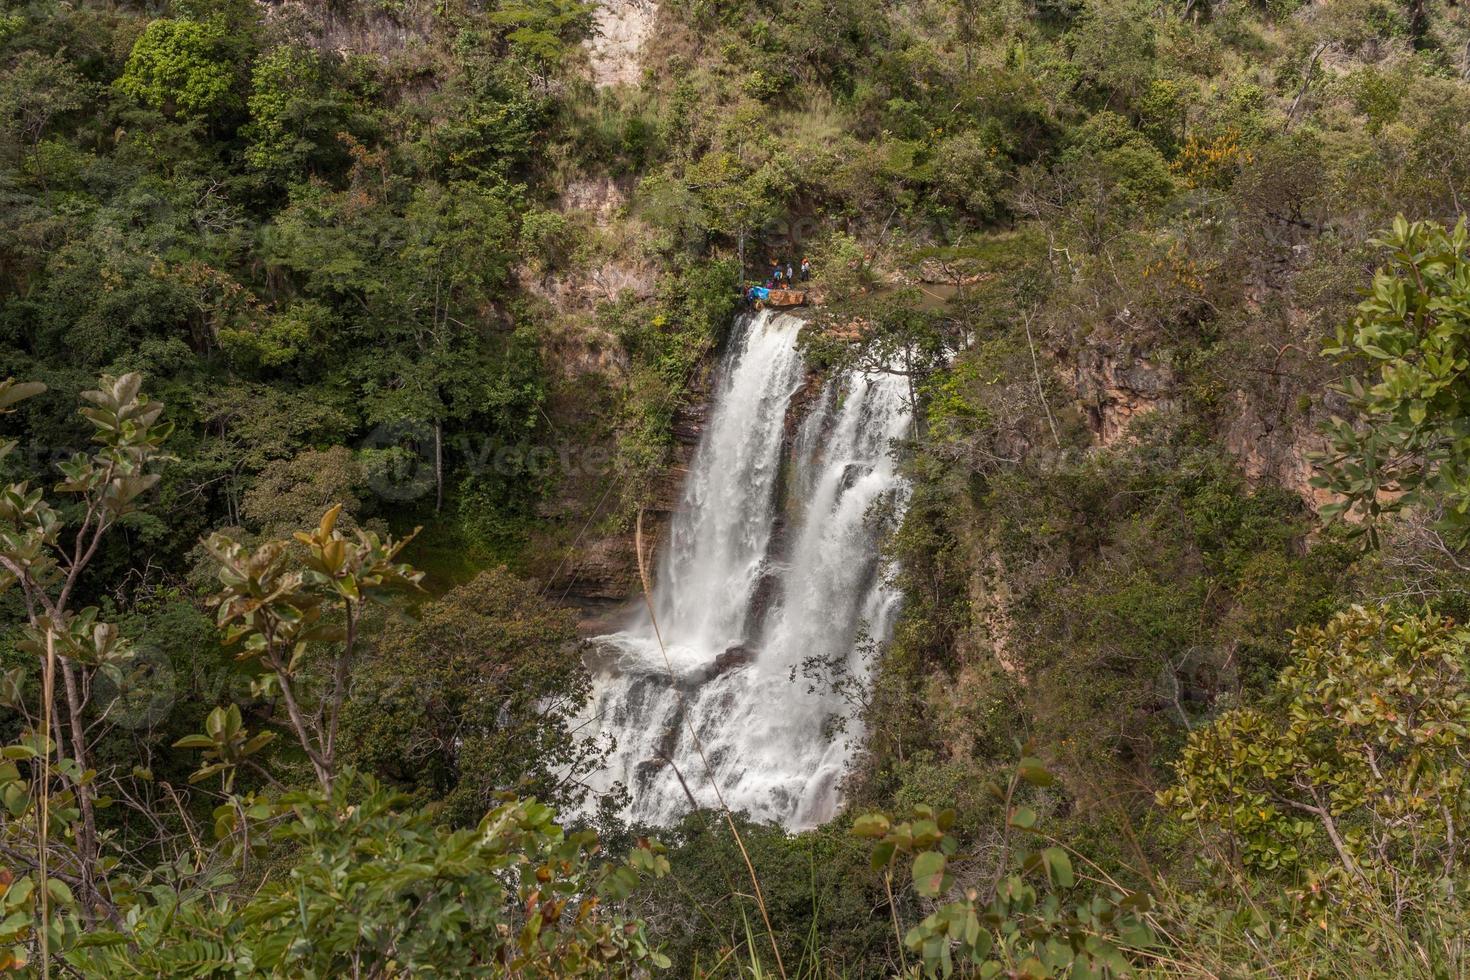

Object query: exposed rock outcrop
[261,1,435,58]
[1221,390,1336,510]
[561,176,629,219]
[1073,341,1174,447]
[543,368,712,623]
[587,0,656,88]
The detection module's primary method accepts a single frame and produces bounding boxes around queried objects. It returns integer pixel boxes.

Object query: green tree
[0,51,86,161]
[927,129,1007,226]
[266,170,539,515]
[0,374,170,940]
[855,756,1157,978]
[115,18,239,120]
[239,445,367,536]
[684,150,784,265]
[342,568,600,822]
[1019,111,1175,254]
[66,775,670,977]
[1315,216,1470,551]
[369,178,528,512]
[200,505,424,793]
[491,0,597,89]
[1161,605,1470,910]
[242,44,353,184]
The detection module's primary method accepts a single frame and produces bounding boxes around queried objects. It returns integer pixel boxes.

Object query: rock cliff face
[260,1,436,58]
[586,0,657,88]
[1221,390,1336,511]
[1070,332,1336,508]
[1073,342,1174,448]
[547,323,832,626]
[542,369,712,626]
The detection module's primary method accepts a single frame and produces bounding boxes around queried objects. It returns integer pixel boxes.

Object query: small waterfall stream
[583,310,912,829]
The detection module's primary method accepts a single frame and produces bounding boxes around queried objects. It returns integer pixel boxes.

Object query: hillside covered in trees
[3,0,1470,974]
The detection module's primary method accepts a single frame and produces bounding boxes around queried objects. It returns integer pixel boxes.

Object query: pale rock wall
[587,0,657,88]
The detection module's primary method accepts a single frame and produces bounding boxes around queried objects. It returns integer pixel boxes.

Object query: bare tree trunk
[59,659,99,927]
[269,659,332,792]
[1284,42,1328,132]
[1294,787,1371,892]
[434,420,443,515]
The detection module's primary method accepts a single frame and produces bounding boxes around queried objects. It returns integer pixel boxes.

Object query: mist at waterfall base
[581,310,913,830]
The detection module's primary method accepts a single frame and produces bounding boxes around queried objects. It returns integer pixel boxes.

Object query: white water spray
[583,310,912,828]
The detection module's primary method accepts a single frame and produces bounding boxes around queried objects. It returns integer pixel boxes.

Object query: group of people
[743,256,813,307]
[765,257,811,288]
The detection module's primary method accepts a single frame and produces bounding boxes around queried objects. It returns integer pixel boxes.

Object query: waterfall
[582,309,912,829]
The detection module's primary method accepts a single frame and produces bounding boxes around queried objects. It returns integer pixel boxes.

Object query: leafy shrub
[854,757,1158,978]
[1315,217,1470,549]
[928,130,1008,226]
[64,775,672,977]
[116,18,238,119]
[342,568,600,821]
[1161,604,1470,912]
[243,44,355,183]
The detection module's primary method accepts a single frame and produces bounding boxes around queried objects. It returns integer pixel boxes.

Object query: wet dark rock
[713,645,756,674]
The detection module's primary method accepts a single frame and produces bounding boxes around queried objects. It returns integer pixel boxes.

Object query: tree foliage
[1162,605,1469,910]
[116,18,240,120]
[68,776,670,977]
[855,757,1157,979]
[342,568,599,822]
[1316,217,1470,550]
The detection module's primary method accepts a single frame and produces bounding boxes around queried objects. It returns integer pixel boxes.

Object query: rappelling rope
[635,508,789,980]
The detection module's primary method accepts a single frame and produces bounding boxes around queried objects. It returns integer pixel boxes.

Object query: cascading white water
[582,309,912,829]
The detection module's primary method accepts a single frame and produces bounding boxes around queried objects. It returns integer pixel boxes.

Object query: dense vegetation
[3,0,1470,975]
